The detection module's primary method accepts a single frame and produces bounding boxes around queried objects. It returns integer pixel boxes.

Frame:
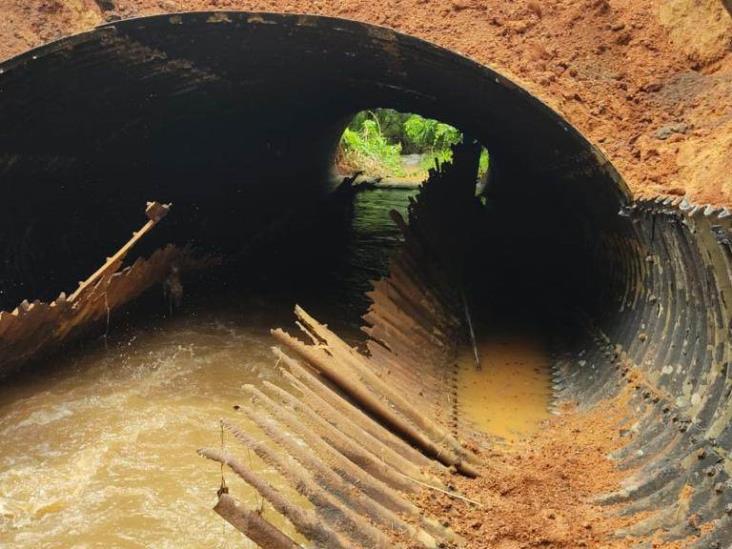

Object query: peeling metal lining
[5,11,731,545]
[0,11,629,309]
[200,142,483,547]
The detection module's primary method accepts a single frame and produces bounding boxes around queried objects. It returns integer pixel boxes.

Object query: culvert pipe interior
[0,12,730,547]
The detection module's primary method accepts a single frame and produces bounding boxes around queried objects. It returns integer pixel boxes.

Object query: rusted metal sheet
[0,202,213,375]
[202,143,482,547]
[213,494,299,549]
[199,448,351,548]
[271,314,477,476]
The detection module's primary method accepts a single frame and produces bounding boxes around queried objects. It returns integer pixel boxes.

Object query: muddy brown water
[0,189,412,547]
[0,188,552,546]
[0,309,310,547]
[457,333,552,443]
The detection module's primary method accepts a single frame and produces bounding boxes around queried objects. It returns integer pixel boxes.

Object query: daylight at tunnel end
[0,9,731,549]
[0,10,632,309]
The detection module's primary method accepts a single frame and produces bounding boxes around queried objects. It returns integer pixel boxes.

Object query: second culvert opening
[1,11,729,548]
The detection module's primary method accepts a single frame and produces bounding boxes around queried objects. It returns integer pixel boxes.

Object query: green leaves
[403,114,462,151]
[340,118,404,177]
[338,109,489,180]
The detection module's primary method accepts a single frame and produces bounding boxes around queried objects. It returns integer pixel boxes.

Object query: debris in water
[0,201,213,374]
[163,264,183,314]
[201,141,485,546]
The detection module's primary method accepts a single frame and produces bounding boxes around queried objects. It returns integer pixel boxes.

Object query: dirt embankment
[1,0,731,205]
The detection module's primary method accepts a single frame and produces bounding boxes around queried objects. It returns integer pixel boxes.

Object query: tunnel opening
[335,107,490,184]
[0,11,730,548]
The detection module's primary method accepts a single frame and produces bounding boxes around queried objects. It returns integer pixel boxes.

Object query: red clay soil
[414,389,707,548]
[0,1,730,204]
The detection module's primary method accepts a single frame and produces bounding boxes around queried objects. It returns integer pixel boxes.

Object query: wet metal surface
[0,188,413,547]
[552,197,732,548]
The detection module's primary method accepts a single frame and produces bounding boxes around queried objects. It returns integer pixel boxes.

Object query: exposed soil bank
[1,0,730,205]
[419,387,706,549]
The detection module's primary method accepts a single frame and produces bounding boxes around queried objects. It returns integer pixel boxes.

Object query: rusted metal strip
[261,380,418,492]
[279,368,437,481]
[231,392,460,546]
[68,201,170,302]
[272,326,479,477]
[278,350,437,468]
[198,448,351,549]
[286,306,479,465]
[0,202,218,374]
[213,494,299,549]
[216,420,410,548]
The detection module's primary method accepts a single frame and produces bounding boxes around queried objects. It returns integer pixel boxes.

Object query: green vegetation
[340,117,404,177]
[403,114,461,152]
[479,148,489,177]
[338,109,489,180]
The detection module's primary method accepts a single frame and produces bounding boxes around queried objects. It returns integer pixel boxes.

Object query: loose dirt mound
[0,1,730,204]
[0,1,102,58]
[417,389,704,548]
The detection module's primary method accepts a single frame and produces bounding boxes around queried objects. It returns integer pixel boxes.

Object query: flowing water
[0,310,308,548]
[0,188,414,547]
[0,186,552,546]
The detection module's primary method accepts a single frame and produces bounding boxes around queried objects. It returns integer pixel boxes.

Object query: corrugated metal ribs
[552,197,732,548]
[200,143,484,547]
[0,202,214,375]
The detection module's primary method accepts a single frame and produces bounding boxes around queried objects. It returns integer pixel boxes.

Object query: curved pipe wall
[554,199,732,546]
[0,11,729,544]
[0,11,627,308]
